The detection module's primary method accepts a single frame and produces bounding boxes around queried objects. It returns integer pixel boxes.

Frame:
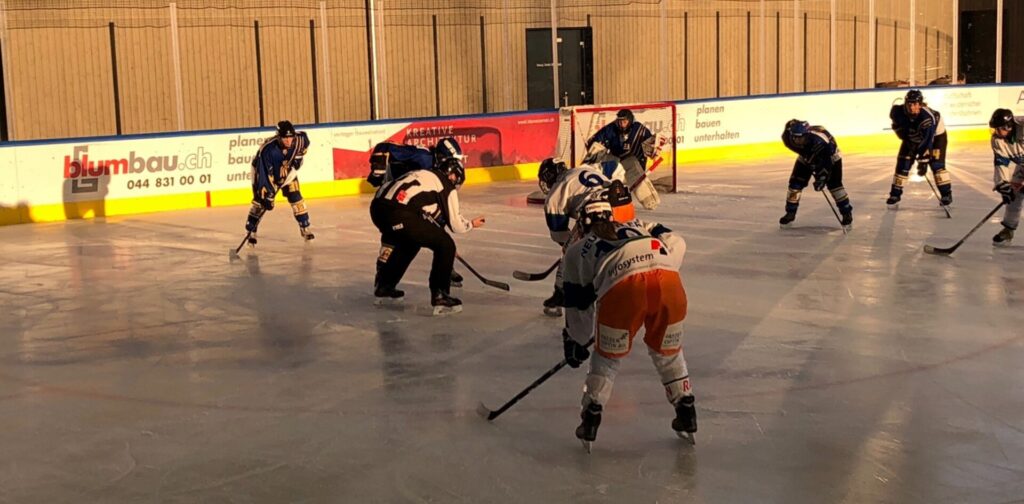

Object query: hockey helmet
[785,119,810,145]
[989,108,1016,131]
[276,120,297,138]
[606,179,636,223]
[434,137,465,164]
[904,89,924,104]
[538,157,567,194]
[579,189,613,230]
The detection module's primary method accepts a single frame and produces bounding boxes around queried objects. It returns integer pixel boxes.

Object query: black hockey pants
[370,199,455,294]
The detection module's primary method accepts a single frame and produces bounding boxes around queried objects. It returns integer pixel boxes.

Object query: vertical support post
[660,0,668,100]
[935,27,940,78]
[853,16,858,89]
[169,3,185,131]
[716,11,721,98]
[793,0,800,92]
[924,26,929,83]
[684,11,688,99]
[319,2,332,122]
[829,0,835,90]
[995,0,1003,82]
[910,0,916,85]
[108,22,122,135]
[747,11,751,95]
[952,0,958,82]
[893,20,898,81]
[365,0,378,120]
[869,0,875,87]
[760,0,766,94]
[254,20,265,126]
[776,11,780,93]
[803,12,807,91]
[549,0,559,108]
[309,19,320,123]
[0,36,7,140]
[480,16,487,113]
[432,14,440,116]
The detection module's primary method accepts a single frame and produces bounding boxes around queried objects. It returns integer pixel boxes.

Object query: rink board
[1,83,1020,225]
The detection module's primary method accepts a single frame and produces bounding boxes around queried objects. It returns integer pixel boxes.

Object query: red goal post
[554,102,678,193]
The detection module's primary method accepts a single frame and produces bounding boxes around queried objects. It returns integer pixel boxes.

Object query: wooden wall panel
[323,2,371,122]
[257,8,317,127]
[437,14,484,116]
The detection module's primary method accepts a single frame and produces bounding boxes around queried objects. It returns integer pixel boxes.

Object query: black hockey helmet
[537,157,567,194]
[904,89,924,104]
[579,189,613,231]
[989,108,1016,130]
[276,120,297,138]
[433,137,465,164]
[785,119,810,145]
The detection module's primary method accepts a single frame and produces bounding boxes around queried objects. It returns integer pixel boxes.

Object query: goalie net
[554,102,677,193]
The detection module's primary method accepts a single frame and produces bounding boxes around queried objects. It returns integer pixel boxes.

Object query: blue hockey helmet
[433,137,465,164]
[904,89,924,104]
[785,119,810,141]
[276,120,296,138]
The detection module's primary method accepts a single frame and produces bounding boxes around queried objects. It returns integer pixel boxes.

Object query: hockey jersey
[562,220,686,345]
[367,142,435,187]
[586,121,655,169]
[544,165,626,244]
[374,169,473,233]
[890,105,946,157]
[252,132,310,195]
[992,116,1024,187]
[781,126,842,169]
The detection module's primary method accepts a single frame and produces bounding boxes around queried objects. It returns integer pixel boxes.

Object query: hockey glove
[562,329,590,368]
[812,169,830,192]
[256,187,276,210]
[916,161,929,177]
[995,182,1017,204]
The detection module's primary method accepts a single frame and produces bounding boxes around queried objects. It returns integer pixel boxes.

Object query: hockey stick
[477,338,594,421]
[821,188,848,235]
[512,259,561,282]
[924,201,1005,255]
[628,156,665,192]
[920,164,952,218]
[229,169,300,258]
[456,255,510,291]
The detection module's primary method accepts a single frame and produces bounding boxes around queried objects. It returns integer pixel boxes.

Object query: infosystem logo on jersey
[63,145,213,179]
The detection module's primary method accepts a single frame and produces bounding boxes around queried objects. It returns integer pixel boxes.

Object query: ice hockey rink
[1,145,1022,503]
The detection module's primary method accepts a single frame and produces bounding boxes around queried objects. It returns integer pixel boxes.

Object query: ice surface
[1,147,1023,503]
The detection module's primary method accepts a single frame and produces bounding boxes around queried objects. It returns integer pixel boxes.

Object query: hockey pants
[370,199,455,293]
[246,177,310,232]
[786,159,853,215]
[889,133,951,199]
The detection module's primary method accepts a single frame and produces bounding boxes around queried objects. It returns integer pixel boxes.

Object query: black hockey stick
[821,188,848,235]
[921,165,952,219]
[513,259,561,281]
[477,338,594,421]
[924,201,1005,255]
[456,255,510,291]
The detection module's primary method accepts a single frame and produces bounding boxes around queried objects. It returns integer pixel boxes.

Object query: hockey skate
[840,211,853,232]
[450,270,464,288]
[300,226,315,241]
[778,211,796,229]
[993,226,1014,247]
[543,287,564,317]
[246,232,258,247]
[939,194,953,207]
[575,403,602,454]
[886,195,901,208]
[431,290,463,316]
[672,395,697,445]
[373,285,405,306]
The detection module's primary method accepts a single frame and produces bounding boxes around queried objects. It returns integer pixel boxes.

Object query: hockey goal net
[554,102,677,193]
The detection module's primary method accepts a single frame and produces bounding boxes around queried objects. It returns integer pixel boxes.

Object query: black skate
[246,232,258,247]
[575,403,602,454]
[373,285,405,306]
[886,195,901,208]
[840,211,853,231]
[672,395,697,445]
[300,226,315,241]
[450,270,464,288]
[543,287,564,317]
[779,211,796,229]
[939,194,953,207]
[993,226,1014,247]
[431,290,463,316]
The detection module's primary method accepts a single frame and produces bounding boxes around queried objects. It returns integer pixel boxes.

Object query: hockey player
[366,141,435,188]
[561,190,697,452]
[244,120,314,245]
[586,109,662,210]
[989,108,1024,246]
[779,120,853,230]
[887,89,953,207]
[538,157,631,316]
[368,140,464,286]
[370,138,484,315]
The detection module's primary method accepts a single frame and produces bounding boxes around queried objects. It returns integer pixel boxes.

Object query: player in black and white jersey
[369,138,485,315]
